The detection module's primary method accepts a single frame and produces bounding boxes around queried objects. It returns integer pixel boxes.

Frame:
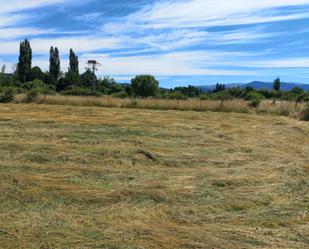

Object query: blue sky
[1,0,309,87]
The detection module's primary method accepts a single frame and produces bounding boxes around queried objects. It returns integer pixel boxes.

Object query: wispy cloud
[0,0,74,13]
[121,0,309,29]
[1,0,309,85]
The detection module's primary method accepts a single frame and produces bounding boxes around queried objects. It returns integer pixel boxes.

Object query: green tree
[246,91,265,109]
[17,39,32,83]
[214,83,226,93]
[272,77,281,104]
[57,70,80,91]
[49,46,60,83]
[80,69,96,88]
[214,90,233,111]
[27,66,45,82]
[69,49,79,74]
[131,75,159,97]
[273,77,281,91]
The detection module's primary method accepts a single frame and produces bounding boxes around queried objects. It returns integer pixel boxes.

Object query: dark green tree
[80,69,96,88]
[69,49,79,74]
[27,66,45,82]
[49,46,60,83]
[272,77,281,104]
[214,83,226,93]
[57,70,80,91]
[17,39,32,83]
[273,77,281,91]
[131,75,159,97]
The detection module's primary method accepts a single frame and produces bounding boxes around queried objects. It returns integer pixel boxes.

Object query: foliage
[0,87,15,103]
[49,46,61,82]
[69,49,79,74]
[57,71,80,91]
[273,77,281,91]
[111,91,128,98]
[167,91,188,100]
[172,85,200,97]
[27,66,45,82]
[2,39,309,104]
[61,87,102,96]
[213,90,233,101]
[23,79,46,91]
[131,75,159,97]
[214,83,226,93]
[24,88,40,103]
[23,80,55,96]
[17,39,32,83]
[80,69,96,89]
[246,91,265,108]
[0,70,16,87]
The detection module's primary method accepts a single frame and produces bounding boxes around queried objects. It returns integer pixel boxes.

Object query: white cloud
[79,51,258,76]
[0,0,74,14]
[126,0,309,28]
[102,0,309,51]
[1,0,309,79]
[0,0,78,29]
[0,27,52,39]
[237,58,309,68]
[0,35,123,55]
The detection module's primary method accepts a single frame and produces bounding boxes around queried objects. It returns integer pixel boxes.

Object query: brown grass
[13,94,307,120]
[14,94,250,112]
[258,100,306,118]
[0,104,308,248]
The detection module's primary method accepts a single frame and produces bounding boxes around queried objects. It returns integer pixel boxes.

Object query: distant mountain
[197,81,309,92]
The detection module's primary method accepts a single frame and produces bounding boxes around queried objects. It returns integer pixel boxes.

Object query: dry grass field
[0,104,308,248]
[13,94,307,118]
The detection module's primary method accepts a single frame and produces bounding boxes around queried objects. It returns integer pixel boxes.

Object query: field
[0,104,308,248]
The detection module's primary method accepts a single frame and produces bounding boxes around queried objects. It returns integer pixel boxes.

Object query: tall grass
[14,94,250,113]
[258,100,306,118]
[13,94,307,119]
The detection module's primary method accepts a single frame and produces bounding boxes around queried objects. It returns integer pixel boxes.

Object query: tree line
[0,39,161,98]
[0,39,309,107]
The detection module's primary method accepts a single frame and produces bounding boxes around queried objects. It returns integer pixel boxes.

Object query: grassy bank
[0,104,308,248]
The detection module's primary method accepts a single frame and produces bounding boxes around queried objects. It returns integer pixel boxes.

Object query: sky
[1,0,309,87]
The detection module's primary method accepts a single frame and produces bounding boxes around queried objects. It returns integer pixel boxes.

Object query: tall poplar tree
[49,46,60,82]
[69,49,79,74]
[17,39,32,83]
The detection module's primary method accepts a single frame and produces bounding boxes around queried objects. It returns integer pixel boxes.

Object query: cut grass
[0,104,308,248]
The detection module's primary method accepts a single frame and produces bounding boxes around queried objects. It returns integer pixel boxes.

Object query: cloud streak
[1,0,309,86]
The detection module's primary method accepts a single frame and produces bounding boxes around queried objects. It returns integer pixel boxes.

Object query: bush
[167,91,187,100]
[246,92,265,109]
[25,88,39,103]
[23,79,46,91]
[23,79,55,95]
[111,91,128,99]
[61,87,102,96]
[0,87,15,103]
[200,94,212,100]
